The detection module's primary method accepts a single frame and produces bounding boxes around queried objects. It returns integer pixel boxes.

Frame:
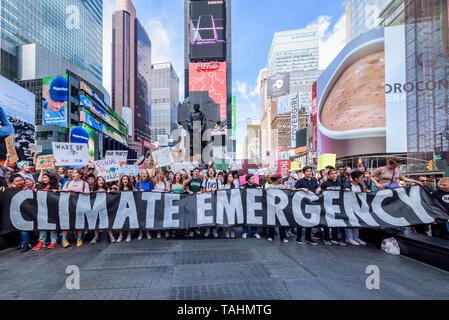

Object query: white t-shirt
[202,178,222,191]
[351,184,362,193]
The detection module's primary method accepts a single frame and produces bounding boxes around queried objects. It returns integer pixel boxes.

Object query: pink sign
[239,175,259,186]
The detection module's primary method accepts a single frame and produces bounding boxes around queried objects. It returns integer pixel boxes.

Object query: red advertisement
[189,62,227,120]
[312,81,318,153]
[278,160,291,177]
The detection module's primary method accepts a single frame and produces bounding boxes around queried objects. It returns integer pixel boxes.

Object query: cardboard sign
[119,164,140,177]
[171,162,189,175]
[5,135,18,163]
[52,142,89,166]
[158,135,169,147]
[105,150,128,166]
[30,144,43,154]
[36,155,55,170]
[317,154,336,171]
[95,159,120,182]
[152,148,173,167]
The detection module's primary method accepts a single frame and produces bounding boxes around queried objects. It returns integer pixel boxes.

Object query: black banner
[0,186,448,232]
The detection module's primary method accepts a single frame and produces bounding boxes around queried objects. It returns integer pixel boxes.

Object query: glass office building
[0,0,103,83]
[349,0,391,40]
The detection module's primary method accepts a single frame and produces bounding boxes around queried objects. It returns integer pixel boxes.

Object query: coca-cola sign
[196,62,220,71]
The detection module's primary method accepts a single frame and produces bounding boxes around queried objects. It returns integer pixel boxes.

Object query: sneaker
[305,239,318,246]
[155,232,161,239]
[231,231,235,238]
[165,231,170,238]
[89,238,98,245]
[76,238,83,247]
[138,232,143,241]
[323,240,332,246]
[242,233,248,239]
[146,232,152,240]
[204,229,210,238]
[338,241,347,247]
[213,229,219,238]
[47,243,56,249]
[189,231,194,238]
[126,234,132,242]
[355,239,367,246]
[62,239,70,248]
[282,239,289,243]
[425,231,432,237]
[110,236,116,243]
[286,231,295,237]
[331,240,339,245]
[346,239,360,246]
[225,231,230,239]
[254,234,261,239]
[267,237,273,242]
[21,244,31,253]
[296,239,304,245]
[32,241,45,251]
[117,235,123,243]
[195,229,201,235]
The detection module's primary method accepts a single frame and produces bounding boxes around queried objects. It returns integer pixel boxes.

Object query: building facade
[112,0,152,155]
[0,0,103,85]
[245,120,260,163]
[151,62,180,143]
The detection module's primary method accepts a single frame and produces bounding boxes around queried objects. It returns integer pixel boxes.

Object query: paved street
[0,231,448,300]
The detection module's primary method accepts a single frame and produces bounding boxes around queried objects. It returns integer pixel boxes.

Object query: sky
[102,0,348,158]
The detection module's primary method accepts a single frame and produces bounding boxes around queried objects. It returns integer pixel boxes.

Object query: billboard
[42,75,68,127]
[267,73,290,98]
[81,124,95,160]
[0,75,35,161]
[290,93,299,148]
[189,0,226,61]
[276,95,291,115]
[189,62,227,120]
[317,26,407,158]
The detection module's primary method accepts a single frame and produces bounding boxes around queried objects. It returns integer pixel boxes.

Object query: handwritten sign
[171,162,189,174]
[317,153,336,171]
[95,159,120,182]
[119,164,140,177]
[158,135,169,147]
[105,150,128,166]
[52,142,89,166]
[36,155,55,170]
[5,135,18,163]
[152,148,173,167]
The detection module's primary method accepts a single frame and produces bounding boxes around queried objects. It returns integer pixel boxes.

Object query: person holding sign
[61,168,90,248]
[117,175,135,243]
[202,167,222,238]
[152,169,171,239]
[170,169,192,239]
[17,161,34,183]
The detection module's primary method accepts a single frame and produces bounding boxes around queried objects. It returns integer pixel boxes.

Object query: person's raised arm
[182,169,192,187]
[370,168,384,190]
[399,170,421,185]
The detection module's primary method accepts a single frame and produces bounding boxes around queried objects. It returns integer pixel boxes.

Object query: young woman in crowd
[202,167,222,238]
[267,173,288,243]
[135,169,154,240]
[356,163,373,191]
[61,168,90,248]
[117,175,135,242]
[55,166,71,189]
[152,169,171,239]
[17,161,35,183]
[90,176,116,244]
[222,173,238,239]
[33,172,60,250]
[86,174,96,191]
[169,169,192,238]
[241,174,261,239]
[370,158,421,190]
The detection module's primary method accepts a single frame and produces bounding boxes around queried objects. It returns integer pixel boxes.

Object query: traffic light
[427,160,434,171]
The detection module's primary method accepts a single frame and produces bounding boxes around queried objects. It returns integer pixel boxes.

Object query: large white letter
[163,193,180,228]
[112,192,139,229]
[196,192,213,225]
[216,189,244,225]
[58,192,71,230]
[371,190,409,226]
[396,186,434,224]
[292,192,321,227]
[266,189,289,226]
[142,192,161,229]
[343,192,379,227]
[37,191,56,230]
[246,189,263,225]
[10,190,34,231]
[75,193,109,230]
[323,191,347,227]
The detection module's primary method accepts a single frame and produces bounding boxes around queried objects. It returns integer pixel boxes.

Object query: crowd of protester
[1,154,448,253]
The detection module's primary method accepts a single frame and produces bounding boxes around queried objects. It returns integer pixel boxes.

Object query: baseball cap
[17,161,29,169]
[49,77,68,102]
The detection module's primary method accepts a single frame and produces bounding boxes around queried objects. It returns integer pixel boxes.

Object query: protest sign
[214,158,229,171]
[105,150,128,166]
[171,162,189,174]
[5,135,18,163]
[158,135,169,147]
[119,164,140,177]
[36,155,55,170]
[230,160,242,170]
[318,153,337,171]
[152,148,173,167]
[30,145,42,154]
[94,159,120,182]
[52,142,89,166]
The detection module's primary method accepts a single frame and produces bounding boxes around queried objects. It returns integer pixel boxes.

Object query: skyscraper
[151,63,180,143]
[112,0,152,155]
[348,0,393,41]
[0,0,103,85]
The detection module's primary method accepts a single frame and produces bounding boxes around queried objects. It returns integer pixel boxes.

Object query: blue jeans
[268,227,287,240]
[242,226,259,235]
[20,232,30,245]
[39,231,58,244]
[0,107,14,137]
[345,228,360,240]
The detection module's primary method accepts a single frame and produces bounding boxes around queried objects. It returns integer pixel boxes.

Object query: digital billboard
[42,75,68,127]
[189,62,227,120]
[267,73,290,98]
[0,75,35,161]
[317,26,407,158]
[276,95,291,115]
[189,0,226,61]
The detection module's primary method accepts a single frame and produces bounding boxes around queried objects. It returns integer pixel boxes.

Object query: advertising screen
[316,26,406,158]
[189,0,226,61]
[42,75,68,127]
[0,75,35,161]
[189,62,227,120]
[81,125,95,160]
[276,95,291,115]
[267,73,290,98]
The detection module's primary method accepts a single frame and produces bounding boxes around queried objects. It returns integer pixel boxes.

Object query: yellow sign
[291,160,304,171]
[317,153,336,171]
[36,155,55,170]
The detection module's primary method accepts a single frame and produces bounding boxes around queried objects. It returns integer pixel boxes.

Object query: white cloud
[308,14,347,70]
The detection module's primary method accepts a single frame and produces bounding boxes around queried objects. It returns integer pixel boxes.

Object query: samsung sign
[291,31,318,40]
